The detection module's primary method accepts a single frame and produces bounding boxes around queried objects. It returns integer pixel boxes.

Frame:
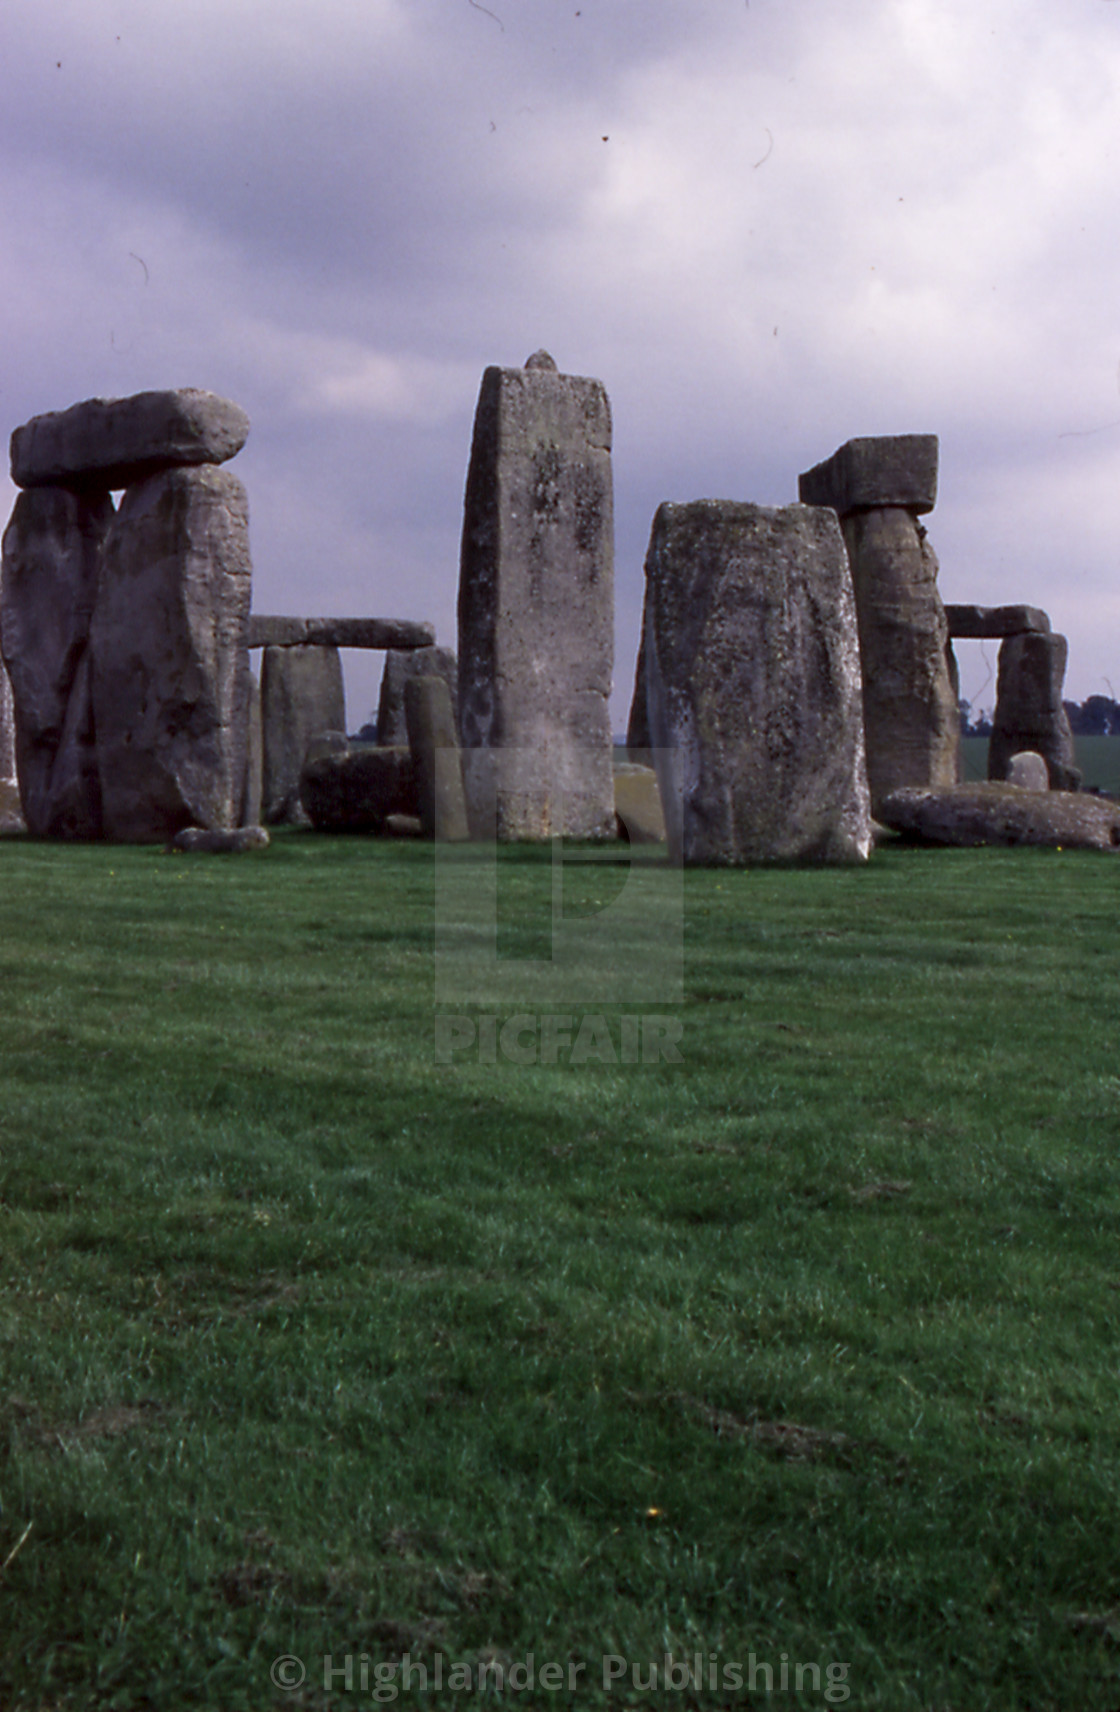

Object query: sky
[2,0,1119,730]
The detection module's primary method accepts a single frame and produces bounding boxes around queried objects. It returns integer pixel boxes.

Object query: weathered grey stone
[988,632,1080,792]
[839,508,960,807]
[377,646,459,746]
[0,780,24,833]
[0,661,15,786]
[1007,750,1050,791]
[799,435,957,805]
[798,435,938,517]
[404,675,469,841]
[458,358,615,839]
[643,500,871,865]
[260,643,346,825]
[240,673,263,828]
[945,603,1051,638]
[11,389,249,490]
[376,651,409,745]
[91,466,252,842]
[170,824,269,854]
[1,485,111,837]
[305,730,349,764]
[880,784,1120,850]
[614,762,665,845]
[299,745,417,832]
[247,616,435,650]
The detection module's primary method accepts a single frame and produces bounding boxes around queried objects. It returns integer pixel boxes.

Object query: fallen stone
[404,675,469,840]
[91,466,253,842]
[839,506,960,806]
[299,745,417,832]
[458,354,615,840]
[988,632,1080,792]
[945,603,1051,638]
[643,500,871,865]
[11,388,249,490]
[798,434,938,517]
[879,783,1120,850]
[1,485,111,837]
[614,762,665,844]
[260,643,346,825]
[304,730,350,764]
[1007,750,1050,791]
[170,824,270,854]
[247,616,435,650]
[385,813,424,838]
[377,645,459,746]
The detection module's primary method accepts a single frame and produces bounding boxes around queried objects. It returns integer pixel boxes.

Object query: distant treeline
[959,694,1120,738]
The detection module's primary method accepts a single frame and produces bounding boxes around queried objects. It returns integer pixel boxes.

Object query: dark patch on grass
[849,1178,913,1202]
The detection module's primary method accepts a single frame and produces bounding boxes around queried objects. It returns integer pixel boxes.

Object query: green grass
[1071,736,1120,794]
[960,733,1120,791]
[1,833,1120,1708]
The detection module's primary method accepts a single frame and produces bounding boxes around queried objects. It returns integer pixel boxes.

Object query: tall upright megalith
[405,673,469,841]
[457,350,615,840]
[1,486,112,837]
[260,642,346,824]
[0,662,16,788]
[799,435,959,809]
[377,645,459,746]
[643,500,871,866]
[91,466,253,842]
[988,631,1079,791]
[4,389,254,842]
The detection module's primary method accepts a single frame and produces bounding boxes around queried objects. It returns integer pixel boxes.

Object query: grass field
[2,832,1120,1709]
[960,734,1120,792]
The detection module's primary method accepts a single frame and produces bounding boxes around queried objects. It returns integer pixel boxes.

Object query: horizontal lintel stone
[798,434,938,517]
[11,389,249,490]
[944,603,1051,638]
[247,616,436,651]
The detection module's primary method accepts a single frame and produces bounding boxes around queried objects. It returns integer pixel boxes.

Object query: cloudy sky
[2,0,1119,727]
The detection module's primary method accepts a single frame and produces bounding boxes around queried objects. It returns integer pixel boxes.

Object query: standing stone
[1007,750,1050,791]
[614,761,666,844]
[241,671,263,828]
[839,509,960,803]
[0,662,15,785]
[404,675,469,840]
[1,485,112,837]
[643,500,871,865]
[799,435,959,809]
[91,466,252,842]
[989,632,1080,791]
[377,645,459,746]
[260,643,346,824]
[376,651,410,745]
[458,353,615,840]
